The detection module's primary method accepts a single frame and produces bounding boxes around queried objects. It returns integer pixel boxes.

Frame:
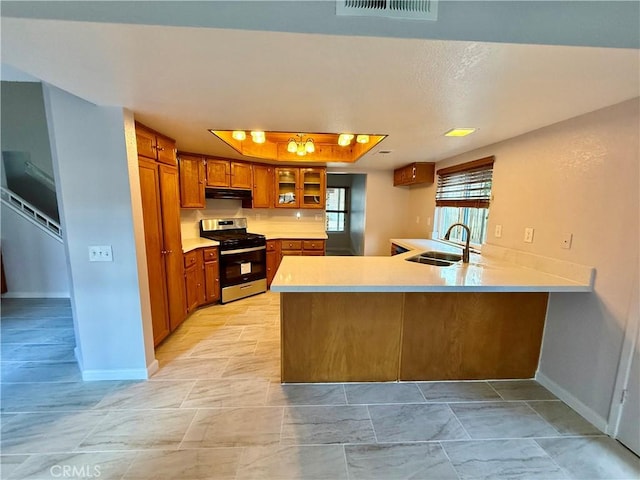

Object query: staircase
[0,186,62,241]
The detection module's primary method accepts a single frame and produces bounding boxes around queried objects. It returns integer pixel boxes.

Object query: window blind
[435,156,494,208]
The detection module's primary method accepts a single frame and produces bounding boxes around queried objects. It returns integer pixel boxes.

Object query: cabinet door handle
[156,146,165,152]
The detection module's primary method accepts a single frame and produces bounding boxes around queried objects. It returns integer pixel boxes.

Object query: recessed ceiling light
[444,128,476,137]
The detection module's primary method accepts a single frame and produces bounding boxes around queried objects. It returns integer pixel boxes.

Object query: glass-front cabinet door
[275,168,299,208]
[300,168,326,209]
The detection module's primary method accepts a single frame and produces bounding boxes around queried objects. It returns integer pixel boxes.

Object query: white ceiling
[1,16,638,170]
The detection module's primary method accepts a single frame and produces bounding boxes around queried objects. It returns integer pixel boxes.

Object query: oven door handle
[220,245,266,255]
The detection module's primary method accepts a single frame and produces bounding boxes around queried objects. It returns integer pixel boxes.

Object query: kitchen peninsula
[270,239,593,383]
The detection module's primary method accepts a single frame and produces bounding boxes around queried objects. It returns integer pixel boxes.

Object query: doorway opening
[326,173,366,256]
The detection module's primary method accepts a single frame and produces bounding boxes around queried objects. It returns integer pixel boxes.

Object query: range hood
[205,187,252,201]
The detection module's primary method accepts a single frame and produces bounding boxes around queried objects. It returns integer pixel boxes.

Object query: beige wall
[406,98,639,427]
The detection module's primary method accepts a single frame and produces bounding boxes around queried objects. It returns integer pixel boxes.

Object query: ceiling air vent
[337,0,438,21]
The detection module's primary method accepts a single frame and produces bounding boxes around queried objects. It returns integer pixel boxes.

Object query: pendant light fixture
[287,134,315,156]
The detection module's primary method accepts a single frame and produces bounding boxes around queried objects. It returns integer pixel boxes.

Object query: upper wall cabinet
[135,123,177,166]
[178,154,206,209]
[275,167,300,208]
[301,168,326,209]
[252,164,274,208]
[393,162,435,187]
[275,167,326,209]
[205,158,252,189]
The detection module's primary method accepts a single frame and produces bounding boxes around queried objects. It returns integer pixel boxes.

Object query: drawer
[304,250,325,256]
[303,240,324,251]
[282,240,302,250]
[266,240,278,252]
[281,250,303,256]
[183,250,198,268]
[203,247,218,262]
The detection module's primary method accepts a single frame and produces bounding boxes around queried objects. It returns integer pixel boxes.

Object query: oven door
[219,246,266,287]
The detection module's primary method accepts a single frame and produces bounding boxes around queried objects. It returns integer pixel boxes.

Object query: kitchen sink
[405,251,462,267]
[421,251,463,262]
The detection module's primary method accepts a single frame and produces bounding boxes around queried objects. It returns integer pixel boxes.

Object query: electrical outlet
[315,214,323,221]
[561,232,573,249]
[495,224,502,238]
[524,227,534,243]
[416,216,420,224]
[427,217,431,227]
[89,245,113,262]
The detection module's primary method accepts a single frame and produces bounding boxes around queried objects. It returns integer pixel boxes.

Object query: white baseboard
[74,346,83,370]
[1,292,70,298]
[536,371,609,434]
[75,347,156,381]
[81,368,150,381]
[147,359,159,377]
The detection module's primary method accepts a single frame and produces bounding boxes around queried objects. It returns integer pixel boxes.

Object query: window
[326,187,348,232]
[435,156,494,246]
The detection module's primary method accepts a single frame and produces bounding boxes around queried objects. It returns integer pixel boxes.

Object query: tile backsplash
[180,199,325,239]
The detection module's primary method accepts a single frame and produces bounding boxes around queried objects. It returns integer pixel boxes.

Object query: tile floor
[1,293,639,479]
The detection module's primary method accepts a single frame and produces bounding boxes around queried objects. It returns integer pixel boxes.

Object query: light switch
[495,224,502,238]
[89,245,113,262]
[561,232,573,249]
[524,227,534,243]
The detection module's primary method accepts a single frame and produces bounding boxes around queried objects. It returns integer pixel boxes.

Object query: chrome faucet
[444,223,471,263]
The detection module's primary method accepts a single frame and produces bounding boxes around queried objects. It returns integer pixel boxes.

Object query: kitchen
[1,1,638,477]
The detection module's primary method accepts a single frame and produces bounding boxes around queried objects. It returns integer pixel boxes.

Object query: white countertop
[182,238,220,253]
[270,238,593,293]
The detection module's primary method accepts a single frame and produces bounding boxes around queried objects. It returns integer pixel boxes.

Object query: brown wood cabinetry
[138,158,171,345]
[302,240,325,253]
[158,165,188,332]
[176,155,324,210]
[135,123,177,166]
[280,239,325,256]
[400,292,548,380]
[393,162,435,186]
[280,291,549,382]
[252,164,274,208]
[231,162,253,189]
[178,154,205,208]
[300,168,326,209]
[184,250,203,314]
[185,247,220,312]
[266,240,280,287]
[137,123,187,346]
[274,168,299,208]
[203,247,220,304]
[206,158,252,189]
[281,239,303,255]
[205,158,229,187]
[275,167,326,209]
[278,239,325,256]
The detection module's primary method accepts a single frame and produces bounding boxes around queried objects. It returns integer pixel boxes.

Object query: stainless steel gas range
[199,218,267,303]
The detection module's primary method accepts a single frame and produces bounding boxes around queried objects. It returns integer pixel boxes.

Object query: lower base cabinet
[266,240,281,288]
[280,291,549,382]
[203,247,220,303]
[184,250,204,314]
[184,247,220,314]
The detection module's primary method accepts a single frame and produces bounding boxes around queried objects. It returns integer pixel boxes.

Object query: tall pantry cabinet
[136,123,186,345]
